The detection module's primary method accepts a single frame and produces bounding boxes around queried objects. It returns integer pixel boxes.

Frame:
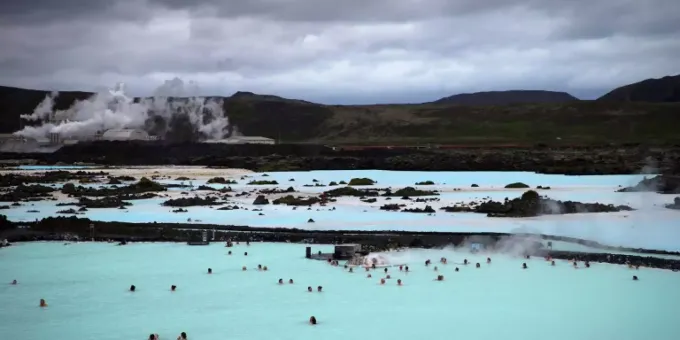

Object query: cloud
[1,0,678,104]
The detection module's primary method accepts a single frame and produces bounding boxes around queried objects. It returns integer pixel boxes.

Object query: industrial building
[100,129,150,141]
[203,136,275,145]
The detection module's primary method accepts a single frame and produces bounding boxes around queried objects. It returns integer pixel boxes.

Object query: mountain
[598,75,680,102]
[1,84,680,145]
[432,90,578,105]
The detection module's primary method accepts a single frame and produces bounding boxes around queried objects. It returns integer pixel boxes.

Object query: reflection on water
[0,242,678,340]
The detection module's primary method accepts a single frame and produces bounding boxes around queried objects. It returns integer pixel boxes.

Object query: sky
[1,0,679,104]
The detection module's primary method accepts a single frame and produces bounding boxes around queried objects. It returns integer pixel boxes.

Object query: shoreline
[1,142,679,175]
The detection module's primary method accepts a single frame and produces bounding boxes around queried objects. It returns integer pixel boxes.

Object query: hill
[598,75,680,102]
[432,90,578,105]
[1,84,680,146]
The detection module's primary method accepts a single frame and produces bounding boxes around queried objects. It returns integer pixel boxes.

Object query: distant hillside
[433,90,578,105]
[1,84,680,145]
[598,75,680,102]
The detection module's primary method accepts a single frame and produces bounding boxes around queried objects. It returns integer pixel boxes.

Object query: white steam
[14,78,229,141]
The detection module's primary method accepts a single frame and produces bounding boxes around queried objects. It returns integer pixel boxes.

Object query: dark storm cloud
[0,0,678,104]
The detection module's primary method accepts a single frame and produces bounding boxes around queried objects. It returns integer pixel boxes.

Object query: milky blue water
[14,165,95,170]
[5,170,679,251]
[1,242,678,340]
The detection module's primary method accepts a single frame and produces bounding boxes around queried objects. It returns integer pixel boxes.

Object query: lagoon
[1,242,679,340]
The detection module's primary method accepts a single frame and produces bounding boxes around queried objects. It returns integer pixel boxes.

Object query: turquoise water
[4,170,679,251]
[1,242,679,340]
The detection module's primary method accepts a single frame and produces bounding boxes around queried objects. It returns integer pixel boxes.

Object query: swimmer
[585,262,590,268]
[258,264,262,270]
[405,266,409,272]
[177,332,187,340]
[425,259,431,266]
[386,274,391,279]
[317,286,323,292]
[380,278,386,285]
[455,267,459,272]
[526,255,531,259]
[208,268,212,274]
[365,267,370,272]
[434,266,438,271]
[130,285,136,292]
[11,280,17,285]
[349,267,353,273]
[244,252,248,256]
[242,266,247,271]
[171,285,177,291]
[278,279,284,285]
[384,268,388,274]
[344,264,348,269]
[309,316,317,325]
[487,257,491,264]
[436,275,444,281]
[551,261,556,266]
[522,263,528,269]
[307,286,313,292]
[149,334,159,340]
[263,266,268,271]
[228,251,232,255]
[289,279,294,284]
[371,263,376,269]
[633,275,638,281]
[573,262,578,268]
[367,274,372,278]
[40,299,48,307]
[463,259,468,265]
[476,263,480,268]
[399,265,403,271]
[397,279,402,286]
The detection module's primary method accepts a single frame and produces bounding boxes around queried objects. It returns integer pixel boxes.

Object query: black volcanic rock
[0,184,55,201]
[162,196,219,207]
[441,190,632,217]
[433,90,578,105]
[252,195,269,205]
[617,175,680,194]
[598,75,680,102]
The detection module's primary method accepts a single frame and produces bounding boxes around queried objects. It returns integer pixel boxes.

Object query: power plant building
[100,129,150,141]
[203,136,275,145]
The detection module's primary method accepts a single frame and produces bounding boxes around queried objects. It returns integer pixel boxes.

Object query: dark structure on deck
[306,244,363,261]
[187,230,210,245]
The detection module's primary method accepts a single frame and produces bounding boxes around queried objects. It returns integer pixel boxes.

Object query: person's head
[149,334,155,340]
[307,286,312,292]
[171,285,176,291]
[208,268,212,274]
[180,331,187,339]
[289,279,294,284]
[317,286,323,292]
[244,252,248,256]
[130,285,136,291]
[278,279,283,284]
[310,316,317,325]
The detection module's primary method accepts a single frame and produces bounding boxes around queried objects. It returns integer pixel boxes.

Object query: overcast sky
[1,0,679,104]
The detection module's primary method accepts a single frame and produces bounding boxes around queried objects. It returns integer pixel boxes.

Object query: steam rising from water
[14,78,229,142]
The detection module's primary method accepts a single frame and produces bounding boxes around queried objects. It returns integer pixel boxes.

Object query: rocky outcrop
[383,187,438,197]
[617,175,680,194]
[78,197,132,208]
[252,195,269,205]
[0,171,108,187]
[402,205,436,213]
[666,197,680,210]
[162,196,219,207]
[505,182,530,189]
[348,178,376,186]
[206,177,237,184]
[272,195,320,206]
[62,177,167,197]
[324,187,380,197]
[441,190,633,217]
[0,184,55,201]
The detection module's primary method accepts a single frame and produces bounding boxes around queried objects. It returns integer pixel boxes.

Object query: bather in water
[177,331,187,340]
[309,316,317,325]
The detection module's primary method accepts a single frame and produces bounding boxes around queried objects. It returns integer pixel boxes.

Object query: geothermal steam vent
[11,78,229,144]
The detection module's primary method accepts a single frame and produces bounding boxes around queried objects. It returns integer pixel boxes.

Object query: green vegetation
[207,177,237,184]
[247,180,279,185]
[348,178,376,186]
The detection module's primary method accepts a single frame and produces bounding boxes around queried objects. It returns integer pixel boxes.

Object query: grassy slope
[2,85,680,145]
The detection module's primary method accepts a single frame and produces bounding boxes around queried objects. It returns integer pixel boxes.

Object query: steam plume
[14,78,229,142]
